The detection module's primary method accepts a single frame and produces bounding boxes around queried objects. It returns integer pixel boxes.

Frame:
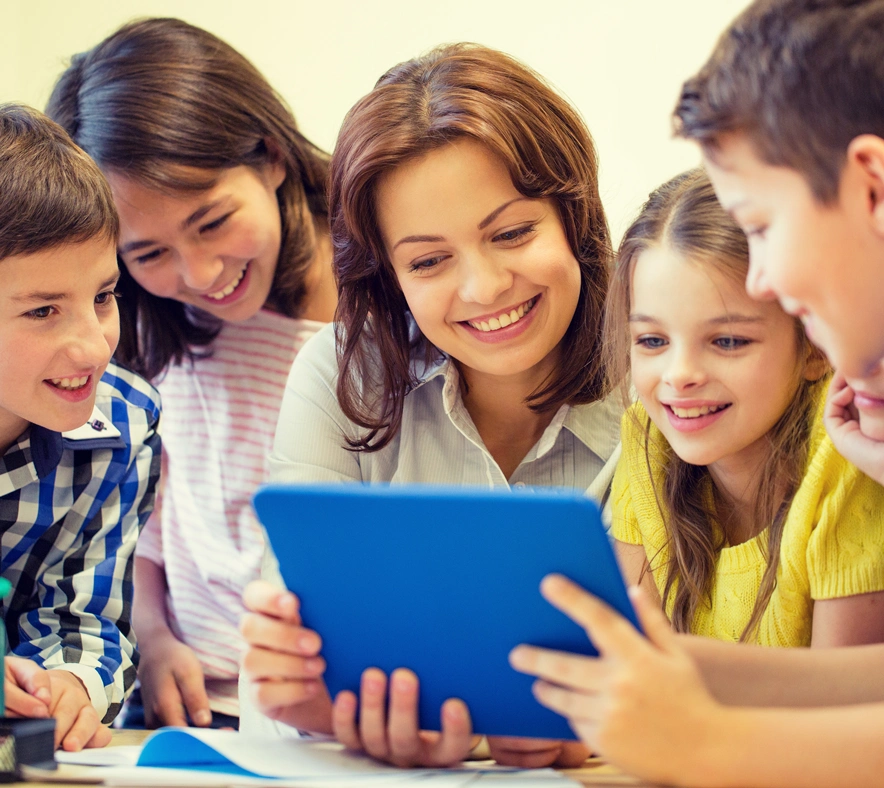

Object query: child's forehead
[2,236,118,285]
[629,244,783,320]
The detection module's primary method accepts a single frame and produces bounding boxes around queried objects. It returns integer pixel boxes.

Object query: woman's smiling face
[376,138,581,387]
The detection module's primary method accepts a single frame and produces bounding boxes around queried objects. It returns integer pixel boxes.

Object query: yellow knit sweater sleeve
[802,404,884,600]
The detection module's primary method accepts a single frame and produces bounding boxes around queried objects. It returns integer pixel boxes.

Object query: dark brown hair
[674,0,884,203]
[604,169,827,640]
[46,17,329,381]
[330,43,611,451]
[0,103,117,260]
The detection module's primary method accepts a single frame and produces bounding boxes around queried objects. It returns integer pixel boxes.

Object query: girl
[46,18,337,729]
[240,44,623,767]
[607,169,884,646]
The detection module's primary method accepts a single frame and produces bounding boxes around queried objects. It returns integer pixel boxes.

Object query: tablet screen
[255,483,638,740]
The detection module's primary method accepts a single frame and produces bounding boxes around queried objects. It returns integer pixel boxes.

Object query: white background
[1,0,751,242]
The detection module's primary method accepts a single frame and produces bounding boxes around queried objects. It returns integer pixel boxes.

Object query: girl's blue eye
[714,336,750,350]
[636,336,667,349]
[26,306,53,320]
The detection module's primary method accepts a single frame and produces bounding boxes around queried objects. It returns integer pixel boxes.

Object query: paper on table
[49,730,580,788]
[56,747,141,767]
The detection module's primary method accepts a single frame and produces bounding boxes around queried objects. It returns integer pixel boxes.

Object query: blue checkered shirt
[0,361,161,723]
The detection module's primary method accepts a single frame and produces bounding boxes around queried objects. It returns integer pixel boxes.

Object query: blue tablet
[253,483,638,740]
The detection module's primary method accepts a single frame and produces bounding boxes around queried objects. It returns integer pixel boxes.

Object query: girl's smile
[202,261,252,305]
[629,243,813,488]
[110,162,286,324]
[663,400,732,432]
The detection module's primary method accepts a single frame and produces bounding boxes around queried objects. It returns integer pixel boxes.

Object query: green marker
[0,577,10,716]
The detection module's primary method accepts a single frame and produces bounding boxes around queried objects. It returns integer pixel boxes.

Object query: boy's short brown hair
[0,103,118,260]
[674,0,884,203]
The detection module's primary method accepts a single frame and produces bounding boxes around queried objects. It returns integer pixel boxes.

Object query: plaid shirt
[0,361,161,723]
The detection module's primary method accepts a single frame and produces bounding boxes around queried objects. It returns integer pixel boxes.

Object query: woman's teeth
[52,376,89,390]
[670,404,729,419]
[467,298,536,332]
[206,265,247,300]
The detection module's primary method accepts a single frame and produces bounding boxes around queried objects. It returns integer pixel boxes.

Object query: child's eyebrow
[181,199,224,230]
[119,199,226,254]
[11,274,120,303]
[706,315,764,325]
[11,290,68,303]
[628,314,765,325]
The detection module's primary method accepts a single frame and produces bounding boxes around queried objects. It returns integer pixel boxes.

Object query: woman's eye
[200,213,232,233]
[635,335,666,350]
[407,255,446,273]
[493,225,536,245]
[714,336,751,350]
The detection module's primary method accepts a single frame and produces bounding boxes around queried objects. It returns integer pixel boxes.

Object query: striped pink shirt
[136,310,324,715]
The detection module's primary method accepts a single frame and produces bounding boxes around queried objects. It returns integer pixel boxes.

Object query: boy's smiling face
[0,238,120,454]
[704,132,884,381]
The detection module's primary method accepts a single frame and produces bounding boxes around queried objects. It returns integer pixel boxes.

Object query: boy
[0,104,161,751]
[509,1,884,786]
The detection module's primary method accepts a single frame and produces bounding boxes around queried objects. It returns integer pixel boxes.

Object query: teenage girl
[606,169,884,646]
[46,18,337,728]
[239,44,623,767]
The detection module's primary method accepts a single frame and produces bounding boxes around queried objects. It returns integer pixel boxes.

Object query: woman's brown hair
[604,169,827,640]
[45,18,329,381]
[330,43,611,452]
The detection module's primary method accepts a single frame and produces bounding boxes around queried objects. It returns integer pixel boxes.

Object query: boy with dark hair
[511,1,884,785]
[0,104,161,751]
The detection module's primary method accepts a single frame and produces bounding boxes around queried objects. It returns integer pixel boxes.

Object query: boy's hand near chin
[4,656,110,751]
[824,373,884,484]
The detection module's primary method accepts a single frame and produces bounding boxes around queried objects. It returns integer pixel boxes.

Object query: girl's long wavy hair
[46,18,329,381]
[330,43,611,452]
[603,169,827,640]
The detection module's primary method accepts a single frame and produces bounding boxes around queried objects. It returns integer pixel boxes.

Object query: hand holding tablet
[253,483,640,742]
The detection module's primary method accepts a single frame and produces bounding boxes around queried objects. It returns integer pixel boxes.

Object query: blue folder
[253,483,639,740]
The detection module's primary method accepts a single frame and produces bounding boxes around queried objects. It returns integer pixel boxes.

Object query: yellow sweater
[611,393,884,646]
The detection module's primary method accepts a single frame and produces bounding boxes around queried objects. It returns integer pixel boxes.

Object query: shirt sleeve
[805,437,884,600]
[15,406,162,723]
[269,325,366,484]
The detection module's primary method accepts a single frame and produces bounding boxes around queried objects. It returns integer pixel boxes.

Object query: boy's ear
[846,135,884,236]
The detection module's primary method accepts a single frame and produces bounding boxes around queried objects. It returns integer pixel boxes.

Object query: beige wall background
[1,0,750,242]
